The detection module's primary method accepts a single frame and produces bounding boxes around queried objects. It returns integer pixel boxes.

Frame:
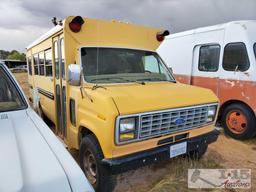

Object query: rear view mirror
[68,64,81,86]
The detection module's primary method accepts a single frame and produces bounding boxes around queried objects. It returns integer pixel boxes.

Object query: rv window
[33,54,39,75]
[45,49,53,77]
[39,52,45,76]
[223,43,250,72]
[198,45,220,72]
[27,57,32,75]
[54,41,59,79]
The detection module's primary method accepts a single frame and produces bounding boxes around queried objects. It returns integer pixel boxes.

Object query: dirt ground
[14,72,256,192]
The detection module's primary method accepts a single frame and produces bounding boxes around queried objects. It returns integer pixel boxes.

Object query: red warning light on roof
[69,16,85,33]
[156,30,170,42]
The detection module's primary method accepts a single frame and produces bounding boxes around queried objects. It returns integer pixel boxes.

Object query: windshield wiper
[137,78,165,82]
[137,78,176,83]
[92,84,107,90]
[90,77,126,82]
[132,80,146,85]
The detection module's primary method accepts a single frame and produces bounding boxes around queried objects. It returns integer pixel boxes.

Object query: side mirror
[68,64,81,86]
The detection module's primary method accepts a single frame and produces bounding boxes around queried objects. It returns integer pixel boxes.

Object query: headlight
[118,117,138,143]
[206,105,217,122]
[120,118,136,133]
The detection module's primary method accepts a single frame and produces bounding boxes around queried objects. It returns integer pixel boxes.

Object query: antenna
[51,17,58,26]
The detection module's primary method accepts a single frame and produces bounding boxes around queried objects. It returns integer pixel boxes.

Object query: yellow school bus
[26,16,219,192]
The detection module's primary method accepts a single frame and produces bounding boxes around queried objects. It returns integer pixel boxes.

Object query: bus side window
[60,38,65,79]
[39,52,45,76]
[54,41,59,79]
[27,57,32,75]
[33,54,39,75]
[45,49,53,77]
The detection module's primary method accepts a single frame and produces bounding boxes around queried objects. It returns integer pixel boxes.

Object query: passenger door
[191,44,221,96]
[53,36,67,139]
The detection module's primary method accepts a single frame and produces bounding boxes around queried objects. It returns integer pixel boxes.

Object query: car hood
[96,82,218,115]
[0,110,71,192]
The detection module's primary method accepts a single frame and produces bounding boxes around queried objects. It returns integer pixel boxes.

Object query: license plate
[170,141,187,158]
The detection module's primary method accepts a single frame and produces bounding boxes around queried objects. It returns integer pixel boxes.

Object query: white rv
[158,20,256,140]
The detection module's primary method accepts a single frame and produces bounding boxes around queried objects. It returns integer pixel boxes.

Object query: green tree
[7,50,26,61]
[0,50,10,59]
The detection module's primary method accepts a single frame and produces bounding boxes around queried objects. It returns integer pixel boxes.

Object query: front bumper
[102,130,219,174]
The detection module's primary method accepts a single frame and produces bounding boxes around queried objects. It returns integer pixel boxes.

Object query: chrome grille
[139,105,210,139]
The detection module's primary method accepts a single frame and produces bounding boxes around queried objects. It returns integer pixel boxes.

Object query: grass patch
[149,151,233,192]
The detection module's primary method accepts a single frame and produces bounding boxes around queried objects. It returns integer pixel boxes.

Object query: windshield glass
[81,48,174,84]
[0,66,27,112]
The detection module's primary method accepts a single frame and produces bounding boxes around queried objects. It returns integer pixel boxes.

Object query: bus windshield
[81,48,174,84]
[0,66,27,112]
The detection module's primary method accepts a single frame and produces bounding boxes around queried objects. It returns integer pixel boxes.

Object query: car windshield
[81,48,174,84]
[0,66,27,112]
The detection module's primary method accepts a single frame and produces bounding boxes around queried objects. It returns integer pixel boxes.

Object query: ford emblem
[174,118,185,125]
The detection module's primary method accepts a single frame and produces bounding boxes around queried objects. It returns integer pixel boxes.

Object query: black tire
[79,135,116,192]
[221,103,256,140]
[37,103,45,119]
[187,145,208,160]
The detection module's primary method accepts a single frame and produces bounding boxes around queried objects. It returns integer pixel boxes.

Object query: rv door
[191,44,221,96]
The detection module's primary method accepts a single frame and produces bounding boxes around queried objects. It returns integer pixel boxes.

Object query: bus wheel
[187,145,208,160]
[222,103,256,140]
[79,135,116,192]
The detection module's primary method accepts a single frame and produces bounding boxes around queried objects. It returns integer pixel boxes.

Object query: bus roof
[26,16,162,51]
[26,25,63,50]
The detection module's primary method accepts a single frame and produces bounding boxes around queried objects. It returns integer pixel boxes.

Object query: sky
[0,0,256,52]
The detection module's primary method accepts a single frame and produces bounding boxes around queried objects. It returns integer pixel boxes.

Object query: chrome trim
[115,103,218,145]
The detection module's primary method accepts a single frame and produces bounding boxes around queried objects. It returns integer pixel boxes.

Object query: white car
[0,62,94,192]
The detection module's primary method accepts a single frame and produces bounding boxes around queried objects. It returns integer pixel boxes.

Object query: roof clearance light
[69,16,85,33]
[156,30,170,42]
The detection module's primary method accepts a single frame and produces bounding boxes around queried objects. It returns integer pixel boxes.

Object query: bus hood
[102,82,218,115]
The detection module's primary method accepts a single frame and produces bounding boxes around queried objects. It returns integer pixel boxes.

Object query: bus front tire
[37,103,45,119]
[187,145,208,160]
[79,135,116,192]
[222,103,256,140]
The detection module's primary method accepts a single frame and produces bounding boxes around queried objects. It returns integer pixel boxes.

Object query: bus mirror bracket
[68,64,81,86]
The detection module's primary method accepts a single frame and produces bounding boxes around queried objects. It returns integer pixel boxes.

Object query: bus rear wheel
[221,103,256,140]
